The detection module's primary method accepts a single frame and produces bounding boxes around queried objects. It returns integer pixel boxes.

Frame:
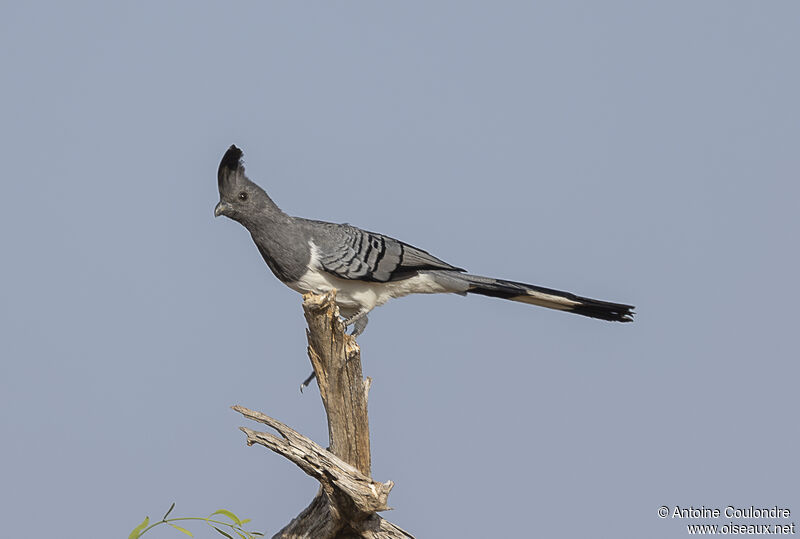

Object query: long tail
[460,273,634,322]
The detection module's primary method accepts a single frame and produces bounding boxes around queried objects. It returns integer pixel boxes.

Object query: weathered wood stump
[233,291,413,539]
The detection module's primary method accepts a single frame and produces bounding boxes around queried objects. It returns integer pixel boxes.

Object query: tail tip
[572,302,635,323]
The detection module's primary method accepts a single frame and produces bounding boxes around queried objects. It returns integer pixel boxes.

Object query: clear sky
[1,2,798,538]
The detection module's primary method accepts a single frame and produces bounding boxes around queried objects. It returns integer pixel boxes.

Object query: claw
[300,371,316,393]
[347,313,369,337]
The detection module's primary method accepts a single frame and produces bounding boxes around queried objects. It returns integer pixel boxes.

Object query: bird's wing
[303,221,464,282]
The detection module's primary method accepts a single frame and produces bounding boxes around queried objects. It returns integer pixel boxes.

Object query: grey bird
[214,144,634,340]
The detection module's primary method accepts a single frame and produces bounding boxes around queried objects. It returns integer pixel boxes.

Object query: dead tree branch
[233,291,413,539]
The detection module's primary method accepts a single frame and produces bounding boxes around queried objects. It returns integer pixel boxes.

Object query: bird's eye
[238,192,248,201]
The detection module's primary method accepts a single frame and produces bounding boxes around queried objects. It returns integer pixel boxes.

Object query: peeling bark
[233,291,412,539]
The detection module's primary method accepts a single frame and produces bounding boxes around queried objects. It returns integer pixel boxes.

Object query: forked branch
[233,291,413,539]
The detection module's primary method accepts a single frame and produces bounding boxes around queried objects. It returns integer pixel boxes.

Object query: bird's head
[214,145,273,225]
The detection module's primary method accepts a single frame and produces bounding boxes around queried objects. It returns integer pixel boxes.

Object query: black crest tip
[219,144,243,171]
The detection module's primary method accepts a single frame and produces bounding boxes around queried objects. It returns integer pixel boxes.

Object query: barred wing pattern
[310,222,463,282]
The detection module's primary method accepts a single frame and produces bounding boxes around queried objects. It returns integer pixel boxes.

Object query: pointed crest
[218,144,245,192]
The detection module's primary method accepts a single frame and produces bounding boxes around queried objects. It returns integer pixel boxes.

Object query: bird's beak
[214,201,232,218]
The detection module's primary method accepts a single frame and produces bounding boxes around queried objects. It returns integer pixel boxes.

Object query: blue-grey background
[1,2,798,538]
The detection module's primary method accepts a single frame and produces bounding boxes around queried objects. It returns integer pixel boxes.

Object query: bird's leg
[342,311,369,337]
[301,311,368,393]
[299,371,316,393]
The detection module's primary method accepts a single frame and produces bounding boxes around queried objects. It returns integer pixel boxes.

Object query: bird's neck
[261,193,285,218]
[243,198,291,231]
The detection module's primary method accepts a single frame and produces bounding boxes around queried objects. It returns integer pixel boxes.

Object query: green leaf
[251,533,264,537]
[163,502,176,521]
[212,526,234,539]
[232,530,247,539]
[128,516,150,539]
[240,519,251,525]
[209,509,242,526]
[169,523,193,537]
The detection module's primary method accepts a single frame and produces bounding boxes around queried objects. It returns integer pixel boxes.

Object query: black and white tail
[461,274,634,322]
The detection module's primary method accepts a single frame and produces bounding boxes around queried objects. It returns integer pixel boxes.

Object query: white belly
[287,268,448,313]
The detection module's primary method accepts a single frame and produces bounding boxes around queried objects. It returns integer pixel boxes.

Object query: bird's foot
[342,311,369,337]
[349,316,369,337]
[301,312,368,393]
[299,371,316,393]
